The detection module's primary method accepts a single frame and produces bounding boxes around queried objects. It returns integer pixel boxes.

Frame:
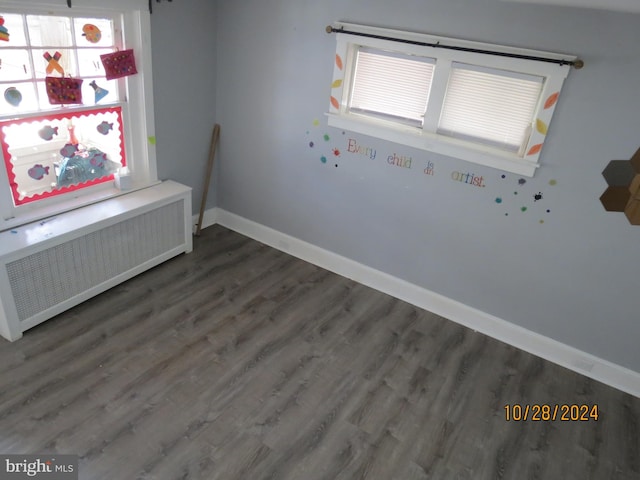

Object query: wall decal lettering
[346,138,376,160]
[387,153,412,169]
[423,161,435,176]
[451,171,485,187]
[305,120,561,225]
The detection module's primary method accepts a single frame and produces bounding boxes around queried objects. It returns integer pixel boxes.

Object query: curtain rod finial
[573,59,584,69]
[326,25,333,34]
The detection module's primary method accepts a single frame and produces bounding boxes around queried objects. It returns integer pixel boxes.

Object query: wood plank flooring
[0,225,638,480]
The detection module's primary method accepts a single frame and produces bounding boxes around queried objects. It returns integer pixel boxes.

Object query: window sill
[327,112,540,178]
[0,179,161,233]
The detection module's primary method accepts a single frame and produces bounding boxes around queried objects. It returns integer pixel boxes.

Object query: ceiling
[501,0,640,14]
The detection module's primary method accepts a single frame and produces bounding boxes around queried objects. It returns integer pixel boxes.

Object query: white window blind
[438,63,544,152]
[349,48,435,126]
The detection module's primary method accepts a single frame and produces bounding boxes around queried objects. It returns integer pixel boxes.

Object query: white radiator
[0,180,192,341]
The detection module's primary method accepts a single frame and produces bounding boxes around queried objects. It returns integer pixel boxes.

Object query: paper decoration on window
[38,125,59,141]
[57,147,118,188]
[527,143,543,156]
[43,51,65,76]
[82,24,102,43]
[536,119,548,135]
[89,80,109,103]
[60,143,79,157]
[544,92,559,109]
[330,54,344,111]
[100,49,138,80]
[67,123,79,145]
[4,87,22,106]
[0,106,126,206]
[28,164,50,180]
[0,16,9,41]
[525,92,560,158]
[97,121,113,135]
[46,77,83,104]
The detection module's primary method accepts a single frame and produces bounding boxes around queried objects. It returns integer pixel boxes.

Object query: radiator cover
[0,181,192,341]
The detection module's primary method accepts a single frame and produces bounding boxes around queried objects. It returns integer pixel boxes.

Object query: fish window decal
[0,106,126,206]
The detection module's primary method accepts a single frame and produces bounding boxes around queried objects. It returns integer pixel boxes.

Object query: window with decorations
[0,0,156,231]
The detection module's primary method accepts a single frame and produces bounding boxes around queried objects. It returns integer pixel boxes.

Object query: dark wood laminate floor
[0,225,638,480]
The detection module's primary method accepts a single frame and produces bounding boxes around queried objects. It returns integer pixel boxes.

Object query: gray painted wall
[150,0,218,214]
[214,0,640,374]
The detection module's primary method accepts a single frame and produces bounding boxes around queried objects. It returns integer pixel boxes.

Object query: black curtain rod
[149,0,173,14]
[67,0,174,13]
[326,26,583,69]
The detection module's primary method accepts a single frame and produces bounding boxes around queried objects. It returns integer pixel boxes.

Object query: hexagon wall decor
[600,147,640,225]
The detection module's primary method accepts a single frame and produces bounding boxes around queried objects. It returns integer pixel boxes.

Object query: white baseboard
[207,207,640,398]
[192,207,219,234]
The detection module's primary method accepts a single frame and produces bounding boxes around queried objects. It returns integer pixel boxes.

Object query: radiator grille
[6,200,185,322]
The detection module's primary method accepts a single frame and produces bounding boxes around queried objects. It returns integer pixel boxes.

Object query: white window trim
[327,23,576,177]
[0,0,157,232]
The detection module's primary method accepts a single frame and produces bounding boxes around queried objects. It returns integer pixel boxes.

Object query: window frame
[0,0,157,232]
[327,23,575,177]
[348,47,436,128]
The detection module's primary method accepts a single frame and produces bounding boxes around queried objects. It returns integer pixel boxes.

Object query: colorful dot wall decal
[494,171,554,225]
[307,119,334,167]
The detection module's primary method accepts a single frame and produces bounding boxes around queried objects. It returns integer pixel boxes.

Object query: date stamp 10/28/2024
[504,404,599,422]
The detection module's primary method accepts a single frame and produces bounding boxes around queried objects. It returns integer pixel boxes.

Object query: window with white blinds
[349,49,435,127]
[328,23,574,176]
[438,64,543,153]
